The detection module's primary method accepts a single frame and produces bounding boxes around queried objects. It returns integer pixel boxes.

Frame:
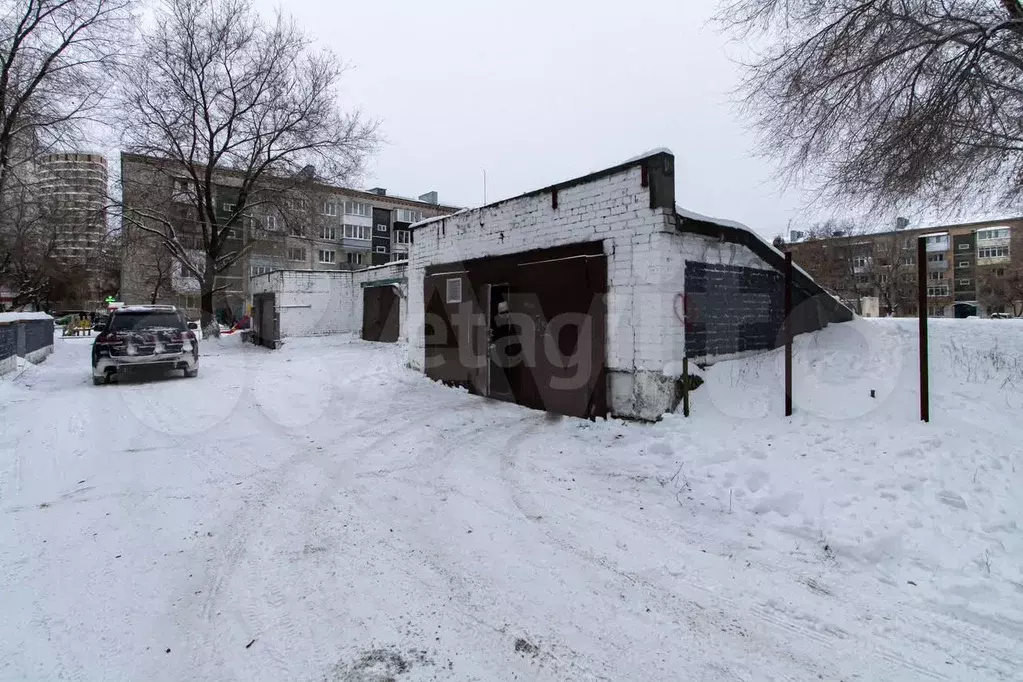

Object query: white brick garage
[250,262,408,342]
[408,151,685,420]
[408,150,852,421]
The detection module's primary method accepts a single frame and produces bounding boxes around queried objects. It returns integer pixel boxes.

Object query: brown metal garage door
[423,241,607,419]
[362,285,400,343]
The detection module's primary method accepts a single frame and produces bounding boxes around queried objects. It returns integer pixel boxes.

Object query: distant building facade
[119,153,458,319]
[36,152,109,263]
[785,217,1022,317]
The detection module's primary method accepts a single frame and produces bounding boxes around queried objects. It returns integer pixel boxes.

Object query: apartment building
[785,217,1021,317]
[36,152,109,263]
[120,153,457,320]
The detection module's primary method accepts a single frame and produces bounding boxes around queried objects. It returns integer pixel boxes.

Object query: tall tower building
[36,152,108,262]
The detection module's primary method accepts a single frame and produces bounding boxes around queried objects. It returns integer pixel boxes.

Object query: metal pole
[784,251,793,417]
[682,357,690,417]
[917,237,930,422]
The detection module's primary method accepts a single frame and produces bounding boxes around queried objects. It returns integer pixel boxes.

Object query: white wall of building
[250,262,408,340]
[407,162,687,419]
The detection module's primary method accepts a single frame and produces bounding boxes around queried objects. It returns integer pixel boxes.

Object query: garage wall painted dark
[0,324,15,365]
[19,320,53,356]
[684,262,835,360]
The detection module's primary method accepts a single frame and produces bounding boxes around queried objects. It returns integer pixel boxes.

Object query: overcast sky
[246,0,819,239]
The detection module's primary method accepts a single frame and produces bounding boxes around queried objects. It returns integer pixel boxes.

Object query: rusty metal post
[784,251,793,417]
[682,357,690,417]
[917,236,930,422]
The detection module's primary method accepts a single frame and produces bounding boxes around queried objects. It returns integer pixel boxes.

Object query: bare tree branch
[115,0,377,331]
[717,0,1023,211]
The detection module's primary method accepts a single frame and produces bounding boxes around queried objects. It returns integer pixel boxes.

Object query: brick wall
[683,262,784,359]
[250,262,407,339]
[408,158,681,419]
[401,150,847,420]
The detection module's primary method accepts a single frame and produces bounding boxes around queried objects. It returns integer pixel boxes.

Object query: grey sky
[251,0,811,239]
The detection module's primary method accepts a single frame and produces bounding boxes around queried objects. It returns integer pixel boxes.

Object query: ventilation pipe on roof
[418,191,438,205]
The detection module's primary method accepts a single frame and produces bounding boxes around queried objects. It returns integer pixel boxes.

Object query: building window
[957,278,971,287]
[266,215,278,230]
[318,249,336,263]
[376,223,389,232]
[344,201,370,217]
[346,252,364,265]
[290,225,303,237]
[223,202,235,212]
[179,262,189,277]
[288,197,309,211]
[928,271,945,281]
[995,268,1006,276]
[391,252,408,262]
[978,246,1010,259]
[446,277,462,303]
[853,256,869,268]
[899,255,915,266]
[977,227,1010,241]
[926,234,948,245]
[250,265,271,277]
[396,208,423,223]
[288,247,306,262]
[927,285,949,297]
[901,272,914,283]
[957,260,969,268]
[343,224,371,240]
[855,275,869,285]
[322,201,338,216]
[394,229,410,245]
[320,225,340,240]
[927,253,944,262]
[958,243,970,250]
[374,245,387,253]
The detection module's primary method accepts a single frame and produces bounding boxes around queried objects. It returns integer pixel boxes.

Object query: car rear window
[108,312,185,332]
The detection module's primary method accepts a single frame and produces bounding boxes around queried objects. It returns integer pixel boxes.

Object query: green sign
[105,296,117,303]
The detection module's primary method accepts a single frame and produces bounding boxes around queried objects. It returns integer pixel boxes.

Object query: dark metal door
[362,286,400,342]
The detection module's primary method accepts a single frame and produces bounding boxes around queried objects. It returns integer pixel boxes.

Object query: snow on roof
[116,305,178,313]
[618,147,674,165]
[0,311,53,323]
[410,207,472,230]
[676,205,814,280]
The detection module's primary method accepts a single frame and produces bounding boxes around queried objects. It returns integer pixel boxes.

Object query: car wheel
[92,376,105,386]
[184,368,198,378]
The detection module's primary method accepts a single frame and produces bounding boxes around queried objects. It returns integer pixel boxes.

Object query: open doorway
[487,283,516,401]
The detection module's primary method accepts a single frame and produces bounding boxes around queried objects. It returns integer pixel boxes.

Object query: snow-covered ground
[1,319,1021,681]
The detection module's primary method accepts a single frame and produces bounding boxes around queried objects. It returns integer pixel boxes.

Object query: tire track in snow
[497,424,954,682]
[186,375,485,679]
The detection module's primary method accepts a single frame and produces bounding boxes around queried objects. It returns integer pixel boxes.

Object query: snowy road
[1,323,1022,681]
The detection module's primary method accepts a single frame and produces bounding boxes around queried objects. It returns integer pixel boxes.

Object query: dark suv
[91,305,199,385]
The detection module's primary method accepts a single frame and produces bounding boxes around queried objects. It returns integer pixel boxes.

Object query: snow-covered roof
[411,149,675,230]
[0,311,53,323]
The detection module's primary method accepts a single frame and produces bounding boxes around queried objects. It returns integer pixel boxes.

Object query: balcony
[927,259,949,270]
[925,235,950,252]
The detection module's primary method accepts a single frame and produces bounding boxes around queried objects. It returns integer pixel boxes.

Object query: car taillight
[96,333,123,345]
[181,330,196,342]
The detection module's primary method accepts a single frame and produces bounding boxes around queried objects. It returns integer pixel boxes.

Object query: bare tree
[115,0,377,334]
[718,1,1023,210]
[0,0,132,193]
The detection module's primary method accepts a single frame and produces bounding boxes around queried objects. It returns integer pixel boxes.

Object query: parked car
[91,305,199,385]
[991,312,1011,319]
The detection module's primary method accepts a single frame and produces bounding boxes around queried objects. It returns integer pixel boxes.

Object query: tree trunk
[200,272,220,338]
